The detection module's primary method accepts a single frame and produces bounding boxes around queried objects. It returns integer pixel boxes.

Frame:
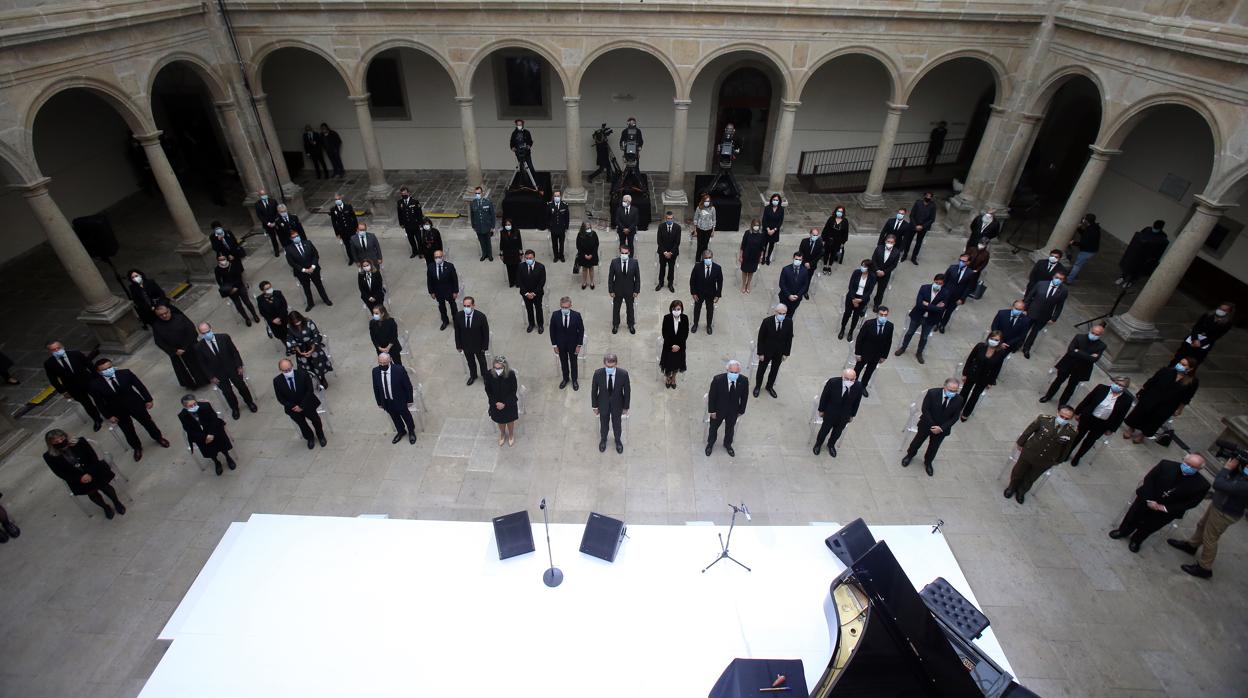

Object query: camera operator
[589,124,612,182]
[510,119,535,177]
[620,117,644,169]
[1169,446,1248,579]
[719,123,741,167]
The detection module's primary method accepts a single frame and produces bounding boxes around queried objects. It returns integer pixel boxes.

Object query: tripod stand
[1075,284,1136,328]
[511,150,539,191]
[702,503,752,573]
[703,165,742,200]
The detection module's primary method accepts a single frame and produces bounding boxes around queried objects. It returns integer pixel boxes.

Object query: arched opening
[794,53,895,192]
[715,68,773,175]
[902,57,997,187]
[689,53,783,177]
[151,61,239,211]
[361,46,460,169]
[469,47,568,173]
[260,47,353,192]
[1014,75,1101,220]
[578,47,677,176]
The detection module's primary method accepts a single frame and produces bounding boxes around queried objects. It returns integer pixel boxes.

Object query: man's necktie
[607,375,613,393]
[109,378,119,392]
[705,266,709,278]
[942,397,949,409]
[210,340,219,355]
[60,357,71,372]
[436,264,442,279]
[564,316,569,329]
[287,376,295,391]
[466,313,471,329]
[296,244,304,257]
[383,370,391,400]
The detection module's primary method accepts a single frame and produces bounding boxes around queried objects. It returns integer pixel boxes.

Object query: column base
[78,298,146,355]
[176,238,217,283]
[1101,313,1163,373]
[661,190,688,225]
[367,184,395,224]
[280,182,306,216]
[856,192,886,210]
[563,189,589,224]
[944,193,977,230]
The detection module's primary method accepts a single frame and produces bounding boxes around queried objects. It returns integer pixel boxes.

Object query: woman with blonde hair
[484,355,520,446]
[42,429,126,519]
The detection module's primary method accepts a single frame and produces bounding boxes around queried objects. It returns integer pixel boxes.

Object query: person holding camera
[510,119,535,179]
[1169,450,1248,579]
[620,117,643,169]
[589,124,612,182]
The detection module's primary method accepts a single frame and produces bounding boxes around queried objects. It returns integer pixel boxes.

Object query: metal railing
[797,138,965,192]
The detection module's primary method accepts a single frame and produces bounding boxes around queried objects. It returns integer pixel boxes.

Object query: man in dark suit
[909,192,936,264]
[1021,271,1069,357]
[894,274,950,364]
[877,208,915,262]
[397,186,425,259]
[1117,220,1168,287]
[591,353,630,454]
[608,246,641,335]
[327,194,359,264]
[839,260,877,341]
[854,307,893,397]
[320,122,344,177]
[550,296,584,390]
[967,210,1000,248]
[778,253,812,317]
[44,340,102,431]
[1111,455,1211,552]
[302,125,327,179]
[272,358,326,449]
[284,229,333,311]
[938,251,976,332]
[178,394,236,476]
[1028,249,1068,290]
[1041,322,1107,405]
[814,368,863,457]
[255,190,281,256]
[518,249,547,334]
[655,211,681,292]
[797,228,825,274]
[615,194,640,248]
[347,222,383,269]
[546,191,570,262]
[272,204,304,252]
[754,304,794,399]
[1070,377,1134,466]
[706,360,749,457]
[373,353,416,445]
[902,379,965,476]
[426,250,459,331]
[193,322,257,420]
[689,250,723,335]
[454,296,490,386]
[870,234,901,311]
[991,299,1032,354]
[88,358,170,461]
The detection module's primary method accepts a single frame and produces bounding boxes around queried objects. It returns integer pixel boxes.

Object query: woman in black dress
[127,268,169,329]
[821,206,849,271]
[576,222,600,290]
[484,355,519,446]
[418,217,443,263]
[178,394,236,476]
[256,280,290,342]
[959,330,1008,421]
[285,311,333,388]
[358,258,385,311]
[1123,358,1200,443]
[42,429,126,519]
[660,300,690,389]
[369,305,404,366]
[209,221,246,261]
[215,255,259,326]
[1171,302,1235,366]
[738,218,767,294]
[499,219,524,288]
[151,304,210,389]
[761,193,785,264]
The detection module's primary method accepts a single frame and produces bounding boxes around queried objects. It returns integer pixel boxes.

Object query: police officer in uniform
[470,186,496,261]
[327,194,359,264]
[396,186,424,259]
[546,190,570,263]
[1004,406,1079,504]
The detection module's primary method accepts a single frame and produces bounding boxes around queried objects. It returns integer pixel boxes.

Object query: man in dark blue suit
[426,249,460,331]
[373,353,416,445]
[549,296,585,390]
[894,274,950,364]
[903,379,965,476]
[706,360,749,457]
[814,368,863,457]
[991,299,1032,354]
[778,252,812,317]
[938,251,976,332]
[272,358,326,450]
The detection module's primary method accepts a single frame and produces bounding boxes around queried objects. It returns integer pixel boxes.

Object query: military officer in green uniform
[1004,405,1078,504]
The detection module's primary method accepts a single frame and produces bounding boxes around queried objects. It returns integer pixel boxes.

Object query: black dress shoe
[629,326,636,335]
[4,521,19,538]
[104,505,115,519]
[668,284,675,293]
[559,379,569,390]
[411,252,420,259]
[654,284,663,292]
[1015,491,1025,504]
[572,381,579,391]
[479,256,486,262]
[911,258,919,265]
[318,435,327,447]
[937,325,945,334]
[812,444,821,455]
[227,458,237,470]
[1109,529,1126,539]
[440,321,449,331]
[244,317,253,327]
[829,446,837,458]
[766,387,778,399]
[901,454,913,467]
[846,332,854,342]
[706,326,713,335]
[248,403,258,413]
[615,442,624,454]
[305,304,315,312]
[915,353,925,365]
[158,438,171,448]
[115,501,126,515]
[133,449,143,462]
[752,387,760,398]
[894,348,905,357]
[924,463,934,476]
[838,328,845,340]
[861,388,869,398]
[690,324,698,333]
[526,325,535,334]
[538,326,544,334]
[612,326,619,335]
[466,377,476,386]
[323,300,333,306]
[215,461,224,476]
[719,444,734,458]
[706,444,714,456]
[960,415,969,422]
[1038,396,1051,403]
[307,438,316,450]
[392,433,404,444]
[1003,488,1014,499]
[231,409,241,420]
[409,432,417,444]
[1167,539,1198,555]
[599,440,607,453]
[1181,563,1212,579]
[1022,350,1031,359]
[1128,540,1141,553]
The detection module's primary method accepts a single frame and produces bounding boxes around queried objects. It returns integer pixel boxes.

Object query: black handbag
[970,281,987,300]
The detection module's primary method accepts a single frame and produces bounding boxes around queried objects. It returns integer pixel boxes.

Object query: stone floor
[0,171,1245,697]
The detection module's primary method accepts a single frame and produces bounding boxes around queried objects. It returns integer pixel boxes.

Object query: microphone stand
[702,503,752,573]
[539,498,563,587]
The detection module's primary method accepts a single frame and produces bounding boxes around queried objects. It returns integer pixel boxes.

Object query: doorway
[715,67,772,175]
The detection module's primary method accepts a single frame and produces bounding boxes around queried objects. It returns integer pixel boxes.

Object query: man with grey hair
[616,194,639,250]
[591,354,630,454]
[753,303,793,399]
[902,378,964,476]
[706,360,749,457]
[814,368,863,458]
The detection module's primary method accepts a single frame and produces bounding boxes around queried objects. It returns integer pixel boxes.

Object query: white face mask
[132,275,143,284]
[987,338,1001,347]
[213,227,224,236]
[218,261,229,268]
[554,197,560,203]
[1215,308,1228,317]
[772,199,780,205]
[885,244,894,250]
[703,201,710,208]
[494,368,504,375]
[896,213,904,221]
[282,370,295,379]
[474,192,481,199]
[372,313,381,321]
[335,200,342,207]
[515,124,523,130]
[504,225,512,231]
[620,253,629,261]
[791,259,801,267]
[810,234,818,240]
[1048,255,1059,264]
[362,265,371,272]
[835,211,843,218]
[263,288,274,296]
[423,224,431,231]
[671,310,681,317]
[983,214,993,223]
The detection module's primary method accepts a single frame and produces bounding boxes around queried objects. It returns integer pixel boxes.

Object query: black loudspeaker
[579,512,626,562]
[824,517,876,567]
[492,510,536,560]
[71,214,120,260]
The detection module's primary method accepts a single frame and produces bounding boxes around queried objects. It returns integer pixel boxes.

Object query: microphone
[539,498,547,510]
[741,502,751,522]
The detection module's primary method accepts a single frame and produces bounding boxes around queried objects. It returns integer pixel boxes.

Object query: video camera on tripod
[1214,439,1248,464]
[717,125,740,170]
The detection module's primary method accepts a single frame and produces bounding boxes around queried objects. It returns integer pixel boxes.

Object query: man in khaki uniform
[1004,405,1078,504]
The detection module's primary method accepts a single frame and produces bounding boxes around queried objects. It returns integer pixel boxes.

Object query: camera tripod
[703,164,742,200]
[510,151,539,192]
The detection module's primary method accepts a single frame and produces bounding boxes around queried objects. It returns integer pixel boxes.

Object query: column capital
[1019,112,1043,124]
[134,131,164,146]
[454,95,474,106]
[563,96,581,106]
[213,99,238,113]
[885,101,909,114]
[348,93,371,106]
[673,98,692,109]
[988,103,1008,116]
[1087,144,1122,159]
[780,99,802,111]
[20,176,52,198]
[251,92,268,105]
[1192,194,1234,215]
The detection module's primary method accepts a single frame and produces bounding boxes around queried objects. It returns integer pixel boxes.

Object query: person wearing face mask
[655,211,681,292]
[660,300,689,389]
[908,192,937,264]
[546,190,571,263]
[615,195,640,248]
[1069,377,1134,466]
[878,209,915,263]
[1122,357,1200,444]
[484,355,520,447]
[754,304,794,399]
[608,246,641,334]
[967,209,1000,248]
[965,239,991,294]
[1116,219,1168,287]
[936,253,976,332]
[499,219,524,288]
[43,429,126,518]
[1040,323,1107,405]
[348,222,383,270]
[319,122,344,177]
[693,194,717,259]
[839,260,877,341]
[272,203,305,251]
[215,254,260,326]
[903,379,964,476]
[126,268,169,330]
[469,186,495,261]
[549,296,584,390]
[416,217,443,264]
[853,308,893,398]
[518,249,547,334]
[397,186,426,259]
[575,223,600,290]
[284,228,333,311]
[706,360,749,457]
[797,228,824,277]
[777,253,812,317]
[368,305,404,366]
[1004,405,1079,504]
[894,274,949,364]
[208,220,246,262]
[284,311,333,389]
[738,218,767,294]
[1169,454,1248,579]
[1111,454,1211,552]
[327,194,359,264]
[761,194,785,264]
[87,358,169,461]
[689,250,723,335]
[510,119,536,181]
[272,358,326,450]
[619,117,644,167]
[254,189,281,256]
[814,368,863,458]
[1171,302,1235,367]
[44,340,103,431]
[591,354,630,454]
[1020,271,1069,358]
[454,297,491,386]
[256,281,290,342]
[427,251,460,331]
[1065,213,1100,283]
[1027,249,1068,290]
[869,234,900,312]
[958,330,1008,421]
[302,124,327,179]
[151,305,211,389]
[193,322,257,420]
[990,299,1031,354]
[357,258,386,311]
[821,206,849,271]
[178,394,237,476]
[372,353,416,445]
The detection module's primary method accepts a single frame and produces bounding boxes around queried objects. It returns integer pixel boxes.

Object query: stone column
[349,93,394,222]
[764,100,801,203]
[456,96,484,199]
[562,96,588,220]
[214,100,266,229]
[662,98,691,218]
[135,132,216,281]
[252,93,305,214]
[1043,145,1119,252]
[22,178,143,353]
[858,102,908,209]
[945,105,1008,228]
[986,112,1042,210]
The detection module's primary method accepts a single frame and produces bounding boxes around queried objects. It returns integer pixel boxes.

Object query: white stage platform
[142,514,1012,697]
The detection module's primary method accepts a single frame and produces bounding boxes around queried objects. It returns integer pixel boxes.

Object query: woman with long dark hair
[660,300,689,389]
[43,429,126,519]
[285,310,333,388]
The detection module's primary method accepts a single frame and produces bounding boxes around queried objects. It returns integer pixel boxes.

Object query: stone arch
[25,77,156,146]
[249,39,355,94]
[464,38,571,98]
[1101,92,1223,156]
[146,52,231,105]
[1027,64,1106,117]
[571,40,681,97]
[1203,159,1248,202]
[685,42,794,101]
[355,38,462,96]
[795,46,902,104]
[900,49,1011,105]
